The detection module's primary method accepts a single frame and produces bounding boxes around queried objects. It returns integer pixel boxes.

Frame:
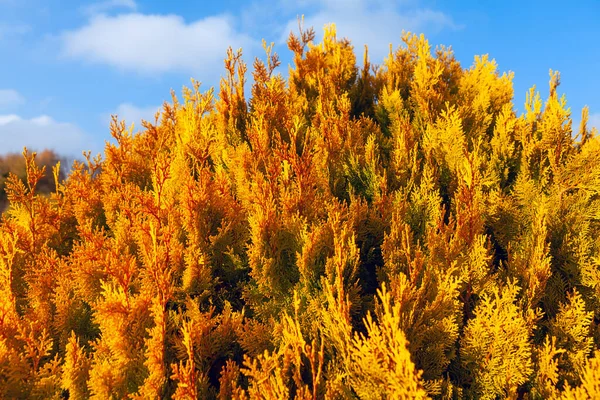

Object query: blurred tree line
[0,149,66,212]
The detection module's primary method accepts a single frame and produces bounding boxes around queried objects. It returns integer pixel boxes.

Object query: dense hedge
[1,25,599,399]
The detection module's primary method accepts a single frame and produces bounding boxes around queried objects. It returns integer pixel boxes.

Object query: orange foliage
[1,24,599,399]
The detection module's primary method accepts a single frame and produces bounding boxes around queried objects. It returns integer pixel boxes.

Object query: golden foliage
[0,24,599,399]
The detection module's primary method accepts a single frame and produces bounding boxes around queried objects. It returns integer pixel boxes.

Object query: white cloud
[106,103,162,127]
[61,13,256,75]
[279,0,458,63]
[0,114,20,125]
[81,0,137,16]
[0,114,95,157]
[0,89,25,110]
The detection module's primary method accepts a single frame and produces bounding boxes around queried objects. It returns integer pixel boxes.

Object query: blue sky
[1,0,599,157]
